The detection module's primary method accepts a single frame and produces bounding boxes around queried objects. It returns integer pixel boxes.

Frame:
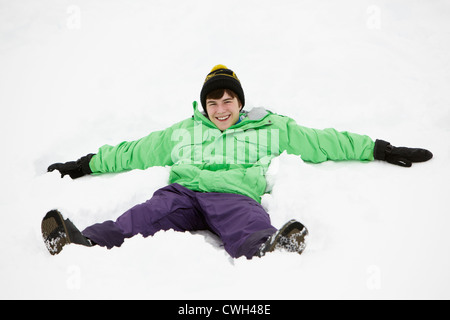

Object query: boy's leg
[195,192,277,259]
[82,184,209,249]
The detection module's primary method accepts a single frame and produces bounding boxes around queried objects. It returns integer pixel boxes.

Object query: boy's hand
[48,154,95,179]
[374,140,433,167]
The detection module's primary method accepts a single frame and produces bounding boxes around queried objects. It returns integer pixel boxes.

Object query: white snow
[1,0,450,299]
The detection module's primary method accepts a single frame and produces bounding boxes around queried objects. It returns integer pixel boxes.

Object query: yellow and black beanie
[200,64,245,110]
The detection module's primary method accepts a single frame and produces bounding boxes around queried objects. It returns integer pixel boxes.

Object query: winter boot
[41,210,93,255]
[256,219,308,257]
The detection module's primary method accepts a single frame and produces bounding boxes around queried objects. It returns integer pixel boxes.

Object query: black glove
[48,154,95,179]
[374,140,433,167]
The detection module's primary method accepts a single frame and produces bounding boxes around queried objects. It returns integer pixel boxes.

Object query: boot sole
[41,210,71,255]
[263,219,308,255]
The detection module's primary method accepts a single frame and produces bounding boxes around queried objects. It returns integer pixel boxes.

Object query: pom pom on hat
[210,64,228,72]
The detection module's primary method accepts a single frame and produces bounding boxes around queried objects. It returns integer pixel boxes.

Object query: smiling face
[206,90,242,131]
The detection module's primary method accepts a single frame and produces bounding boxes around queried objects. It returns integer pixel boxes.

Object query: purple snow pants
[82,183,277,259]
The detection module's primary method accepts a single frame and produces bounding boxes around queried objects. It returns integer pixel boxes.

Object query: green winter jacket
[89,101,375,202]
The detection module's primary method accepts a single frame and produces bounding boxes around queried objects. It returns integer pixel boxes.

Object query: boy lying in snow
[43,65,433,259]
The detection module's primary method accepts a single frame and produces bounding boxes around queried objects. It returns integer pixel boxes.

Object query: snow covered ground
[1,0,450,300]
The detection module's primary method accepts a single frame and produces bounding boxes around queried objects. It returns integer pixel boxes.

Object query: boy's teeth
[218,115,229,120]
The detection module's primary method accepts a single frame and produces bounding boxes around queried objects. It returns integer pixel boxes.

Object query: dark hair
[206,89,242,106]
